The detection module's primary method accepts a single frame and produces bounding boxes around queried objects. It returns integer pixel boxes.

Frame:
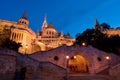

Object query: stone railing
[109,63,120,80]
[109,63,120,73]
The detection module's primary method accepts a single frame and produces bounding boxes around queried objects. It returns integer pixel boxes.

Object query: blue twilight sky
[0,0,120,38]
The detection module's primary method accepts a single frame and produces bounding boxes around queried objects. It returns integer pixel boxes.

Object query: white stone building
[94,19,120,36]
[36,16,73,50]
[0,12,74,54]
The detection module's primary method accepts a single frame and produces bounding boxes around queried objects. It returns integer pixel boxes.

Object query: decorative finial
[44,14,47,21]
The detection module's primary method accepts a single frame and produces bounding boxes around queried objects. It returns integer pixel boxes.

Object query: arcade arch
[67,55,89,73]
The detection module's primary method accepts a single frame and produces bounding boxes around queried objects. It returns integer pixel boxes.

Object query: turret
[18,11,29,27]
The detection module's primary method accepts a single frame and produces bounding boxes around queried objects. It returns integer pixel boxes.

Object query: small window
[54,56,59,61]
[97,57,102,62]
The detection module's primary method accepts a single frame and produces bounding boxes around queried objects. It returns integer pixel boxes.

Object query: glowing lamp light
[74,56,76,59]
[106,56,110,60]
[82,42,86,46]
[81,42,87,47]
[66,56,69,59]
[25,45,28,48]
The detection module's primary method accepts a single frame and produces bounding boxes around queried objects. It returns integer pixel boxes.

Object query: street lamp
[74,56,76,59]
[31,37,35,52]
[66,56,69,80]
[25,45,28,55]
[106,56,110,68]
[81,42,87,47]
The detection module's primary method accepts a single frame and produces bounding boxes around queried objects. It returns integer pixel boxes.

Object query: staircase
[69,74,111,80]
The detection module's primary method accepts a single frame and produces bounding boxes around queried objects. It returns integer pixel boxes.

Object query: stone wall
[0,48,67,80]
[109,63,120,80]
[22,56,66,80]
[0,54,16,80]
[0,47,120,80]
[31,62,66,80]
[30,45,120,74]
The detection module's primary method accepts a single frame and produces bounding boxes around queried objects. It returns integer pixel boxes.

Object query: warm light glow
[66,56,69,59]
[69,55,88,73]
[74,56,76,59]
[25,45,28,48]
[82,42,86,46]
[106,56,110,60]
[33,37,34,39]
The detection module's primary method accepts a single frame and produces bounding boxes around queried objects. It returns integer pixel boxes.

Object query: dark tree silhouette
[101,22,111,30]
[1,38,22,52]
[75,28,120,56]
[75,29,105,46]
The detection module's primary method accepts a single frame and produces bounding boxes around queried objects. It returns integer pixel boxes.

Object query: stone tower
[94,19,102,31]
[18,11,29,28]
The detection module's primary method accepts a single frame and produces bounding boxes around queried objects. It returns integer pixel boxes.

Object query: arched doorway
[68,55,88,73]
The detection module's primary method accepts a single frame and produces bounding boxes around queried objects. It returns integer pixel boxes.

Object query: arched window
[21,34,23,40]
[14,33,16,40]
[12,33,14,40]
[19,33,21,41]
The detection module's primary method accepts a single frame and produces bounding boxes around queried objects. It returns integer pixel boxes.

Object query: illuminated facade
[37,16,73,49]
[94,19,120,36]
[103,29,120,37]
[0,12,73,54]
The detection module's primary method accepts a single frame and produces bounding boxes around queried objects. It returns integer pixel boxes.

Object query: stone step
[68,74,112,80]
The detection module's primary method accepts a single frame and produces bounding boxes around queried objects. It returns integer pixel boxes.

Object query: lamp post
[25,45,28,55]
[66,56,69,80]
[106,56,110,68]
[82,42,86,46]
[31,37,35,53]
[81,41,87,47]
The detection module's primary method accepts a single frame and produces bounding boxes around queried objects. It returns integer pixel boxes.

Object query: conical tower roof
[94,19,102,31]
[21,11,27,20]
[95,19,100,26]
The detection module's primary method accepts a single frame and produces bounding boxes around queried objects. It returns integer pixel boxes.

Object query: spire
[94,19,102,31]
[44,15,47,21]
[43,15,47,27]
[42,15,48,31]
[95,19,100,26]
[21,11,27,20]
